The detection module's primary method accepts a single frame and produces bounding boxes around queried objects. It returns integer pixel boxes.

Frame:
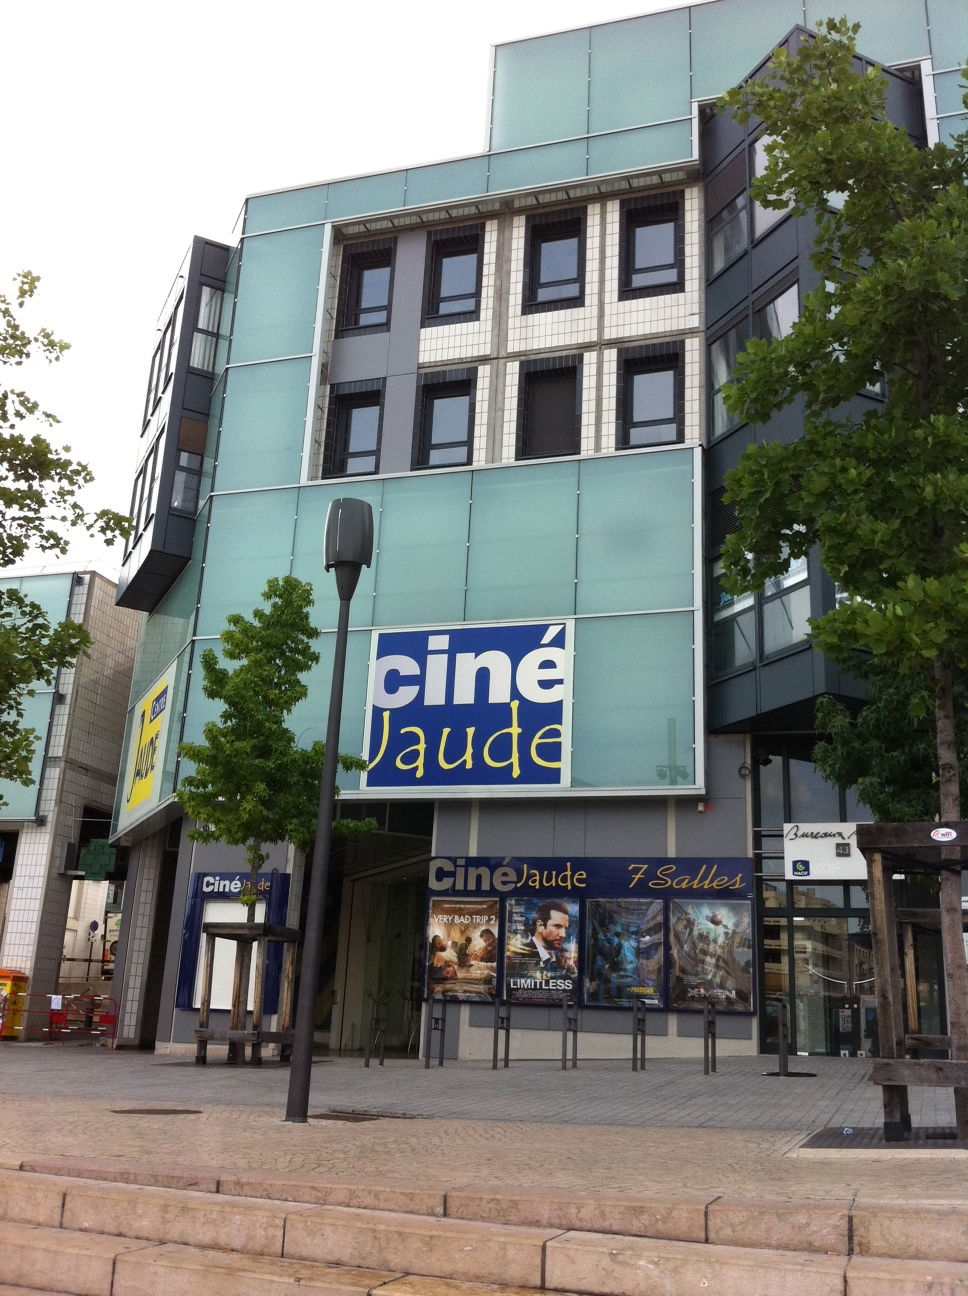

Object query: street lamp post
[285,497,373,1123]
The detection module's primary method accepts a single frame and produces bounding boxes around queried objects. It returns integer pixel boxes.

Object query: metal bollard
[631,998,647,1072]
[777,1000,789,1077]
[492,998,511,1070]
[363,995,387,1068]
[703,1000,717,1074]
[561,994,578,1070]
[424,998,447,1068]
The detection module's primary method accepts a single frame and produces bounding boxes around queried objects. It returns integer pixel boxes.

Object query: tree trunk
[933,655,968,1135]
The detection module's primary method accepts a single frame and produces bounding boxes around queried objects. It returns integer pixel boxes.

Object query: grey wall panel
[380,372,419,473]
[676,1011,752,1038]
[329,332,392,382]
[582,799,670,855]
[387,230,426,377]
[433,801,474,854]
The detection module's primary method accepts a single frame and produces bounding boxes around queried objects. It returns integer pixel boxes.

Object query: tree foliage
[718,19,968,819]
[176,576,370,876]
[0,272,130,800]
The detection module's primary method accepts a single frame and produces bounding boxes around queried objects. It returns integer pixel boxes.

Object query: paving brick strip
[0,1049,966,1292]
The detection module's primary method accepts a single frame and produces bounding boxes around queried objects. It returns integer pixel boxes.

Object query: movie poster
[425,897,499,1001]
[584,898,664,1007]
[668,899,753,1012]
[504,896,579,1004]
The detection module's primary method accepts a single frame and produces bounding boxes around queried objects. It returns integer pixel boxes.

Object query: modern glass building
[109,0,967,1058]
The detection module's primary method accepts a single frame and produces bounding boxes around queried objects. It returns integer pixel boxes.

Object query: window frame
[522,209,585,314]
[336,240,395,335]
[423,226,483,326]
[619,195,683,300]
[617,343,684,449]
[325,384,385,477]
[516,357,582,460]
[413,370,476,469]
[754,278,800,342]
[708,314,750,441]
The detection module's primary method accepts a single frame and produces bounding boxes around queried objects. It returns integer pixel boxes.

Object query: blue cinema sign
[362,622,573,791]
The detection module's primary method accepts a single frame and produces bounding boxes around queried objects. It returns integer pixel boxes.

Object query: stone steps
[0,1161,964,1296]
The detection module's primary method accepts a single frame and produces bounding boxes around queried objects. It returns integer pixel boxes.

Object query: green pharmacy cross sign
[76,839,116,882]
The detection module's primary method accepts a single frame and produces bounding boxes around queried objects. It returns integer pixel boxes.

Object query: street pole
[285,498,373,1124]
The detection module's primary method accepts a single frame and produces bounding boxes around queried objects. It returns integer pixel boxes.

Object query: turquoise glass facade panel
[491,27,589,150]
[577,452,694,615]
[589,12,691,134]
[374,474,471,627]
[588,122,693,177]
[0,572,72,627]
[933,69,967,117]
[230,227,323,366]
[130,549,202,699]
[571,613,695,788]
[805,0,929,65]
[244,185,328,235]
[200,374,224,506]
[196,490,298,637]
[927,0,968,69]
[290,480,383,631]
[488,140,589,193]
[687,0,802,101]
[215,358,310,491]
[404,158,490,209]
[176,641,224,764]
[288,628,372,785]
[326,172,407,221]
[466,462,578,621]
[939,116,967,144]
[0,690,53,816]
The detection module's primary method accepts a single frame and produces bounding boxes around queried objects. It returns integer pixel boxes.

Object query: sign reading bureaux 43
[363,622,573,791]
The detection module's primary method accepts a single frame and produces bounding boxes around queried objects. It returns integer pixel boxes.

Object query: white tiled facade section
[418,223,497,366]
[506,207,601,355]
[603,186,703,343]
[117,829,165,1044]
[683,335,703,446]
[472,363,491,466]
[580,352,599,455]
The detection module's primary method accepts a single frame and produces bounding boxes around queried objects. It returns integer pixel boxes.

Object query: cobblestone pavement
[1,1045,965,1205]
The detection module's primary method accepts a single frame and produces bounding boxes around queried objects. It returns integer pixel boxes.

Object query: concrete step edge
[3,1163,968,1267]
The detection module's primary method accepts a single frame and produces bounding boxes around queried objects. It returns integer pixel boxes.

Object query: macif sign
[362,622,573,791]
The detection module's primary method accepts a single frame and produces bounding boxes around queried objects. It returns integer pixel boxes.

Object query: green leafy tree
[0,272,130,800]
[814,668,968,824]
[176,575,370,893]
[718,19,968,1094]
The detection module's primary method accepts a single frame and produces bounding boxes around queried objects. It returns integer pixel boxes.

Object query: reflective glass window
[525,212,584,310]
[761,581,811,656]
[416,382,473,468]
[755,282,799,340]
[708,194,748,277]
[425,229,482,321]
[622,201,681,296]
[623,362,679,447]
[709,318,749,439]
[327,392,382,476]
[711,559,755,672]
[338,243,394,331]
[751,135,792,238]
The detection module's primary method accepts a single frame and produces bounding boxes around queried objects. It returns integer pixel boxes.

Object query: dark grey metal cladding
[328,229,426,475]
[117,236,230,612]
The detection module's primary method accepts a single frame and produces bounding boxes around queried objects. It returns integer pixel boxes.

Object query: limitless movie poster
[503,896,579,1004]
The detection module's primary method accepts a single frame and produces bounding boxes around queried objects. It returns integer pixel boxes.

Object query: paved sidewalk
[1,1045,965,1206]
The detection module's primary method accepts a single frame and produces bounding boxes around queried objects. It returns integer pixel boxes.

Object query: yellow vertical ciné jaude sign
[124,675,170,814]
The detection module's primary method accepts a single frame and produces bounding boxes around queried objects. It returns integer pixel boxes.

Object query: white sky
[3,0,697,579]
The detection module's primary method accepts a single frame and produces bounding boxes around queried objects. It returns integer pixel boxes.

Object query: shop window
[414,378,474,468]
[425,228,482,322]
[620,197,682,297]
[708,316,749,439]
[708,193,748,277]
[524,211,584,311]
[619,355,681,447]
[326,390,382,476]
[517,363,580,459]
[170,417,207,514]
[338,242,394,332]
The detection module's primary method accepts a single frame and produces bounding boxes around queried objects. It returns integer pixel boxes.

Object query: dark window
[620,355,681,447]
[338,243,394,332]
[327,391,382,475]
[709,317,749,440]
[170,417,207,514]
[707,193,748,277]
[524,211,584,311]
[425,229,482,322]
[189,285,223,372]
[621,198,682,296]
[755,281,799,341]
[518,364,580,459]
[415,379,473,468]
